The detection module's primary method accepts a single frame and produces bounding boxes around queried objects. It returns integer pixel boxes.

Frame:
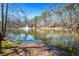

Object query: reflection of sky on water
[7,32,79,47]
[8,34,42,43]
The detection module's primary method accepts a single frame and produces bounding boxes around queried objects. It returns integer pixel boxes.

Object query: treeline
[30,4,79,32]
[0,3,79,32]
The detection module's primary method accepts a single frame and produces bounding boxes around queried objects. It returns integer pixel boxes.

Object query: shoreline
[1,40,58,56]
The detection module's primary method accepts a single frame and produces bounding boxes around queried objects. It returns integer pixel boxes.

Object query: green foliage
[2,40,16,47]
[14,40,23,44]
[59,46,77,56]
[52,41,64,47]
[32,16,39,23]
[1,40,22,55]
[28,30,52,45]
[41,11,51,20]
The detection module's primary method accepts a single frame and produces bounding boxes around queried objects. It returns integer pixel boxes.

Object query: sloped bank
[1,40,62,56]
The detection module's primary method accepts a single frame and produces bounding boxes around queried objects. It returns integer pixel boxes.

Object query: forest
[0,3,79,56]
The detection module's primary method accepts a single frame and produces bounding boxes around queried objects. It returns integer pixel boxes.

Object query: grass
[28,30,52,45]
[1,40,23,55]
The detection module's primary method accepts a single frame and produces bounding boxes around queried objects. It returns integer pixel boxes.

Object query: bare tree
[0,3,8,54]
[0,3,4,54]
[3,3,8,37]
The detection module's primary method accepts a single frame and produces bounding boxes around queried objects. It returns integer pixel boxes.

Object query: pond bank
[1,40,63,56]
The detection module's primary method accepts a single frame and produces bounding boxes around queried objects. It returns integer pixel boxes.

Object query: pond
[7,30,79,55]
[7,33,42,43]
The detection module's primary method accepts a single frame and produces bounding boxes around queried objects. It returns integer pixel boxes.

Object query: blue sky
[0,3,65,20]
[9,3,65,19]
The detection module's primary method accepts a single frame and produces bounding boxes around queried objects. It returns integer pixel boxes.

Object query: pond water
[8,33,42,43]
[7,31,79,47]
[7,30,79,55]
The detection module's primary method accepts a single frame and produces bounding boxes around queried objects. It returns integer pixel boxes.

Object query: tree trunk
[3,3,8,37]
[1,3,4,33]
[0,3,8,54]
[0,3,4,54]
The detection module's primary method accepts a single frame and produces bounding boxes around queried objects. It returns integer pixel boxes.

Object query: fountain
[20,25,30,32]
